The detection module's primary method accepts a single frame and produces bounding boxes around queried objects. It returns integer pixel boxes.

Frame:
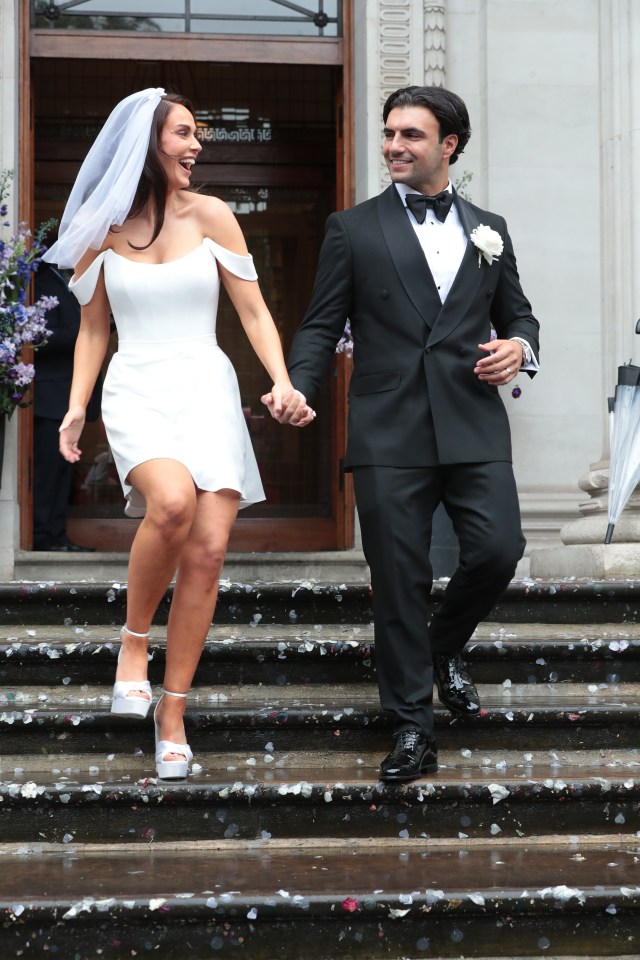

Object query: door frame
[19,0,355,552]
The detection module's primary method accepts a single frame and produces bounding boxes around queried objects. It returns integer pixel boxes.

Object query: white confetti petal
[487,783,510,804]
[539,885,585,902]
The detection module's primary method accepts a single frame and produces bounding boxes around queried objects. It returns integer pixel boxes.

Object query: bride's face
[159,104,202,190]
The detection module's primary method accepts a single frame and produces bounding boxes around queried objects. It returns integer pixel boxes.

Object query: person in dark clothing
[33,261,101,551]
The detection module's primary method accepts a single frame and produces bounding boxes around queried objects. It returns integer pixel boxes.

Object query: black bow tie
[405,190,454,224]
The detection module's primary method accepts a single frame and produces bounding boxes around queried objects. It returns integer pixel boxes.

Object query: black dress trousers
[353,460,525,737]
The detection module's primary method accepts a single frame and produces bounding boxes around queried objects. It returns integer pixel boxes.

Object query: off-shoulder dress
[69,238,265,517]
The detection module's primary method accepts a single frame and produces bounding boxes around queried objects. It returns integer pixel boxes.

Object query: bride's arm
[202,198,315,426]
[59,251,111,462]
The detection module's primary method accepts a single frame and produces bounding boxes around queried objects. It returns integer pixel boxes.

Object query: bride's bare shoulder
[192,193,248,255]
[189,192,230,218]
[73,243,109,279]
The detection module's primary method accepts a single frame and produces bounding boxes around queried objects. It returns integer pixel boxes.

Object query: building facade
[0,0,637,578]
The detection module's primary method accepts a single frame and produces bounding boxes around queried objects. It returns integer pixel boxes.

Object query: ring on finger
[505,367,511,376]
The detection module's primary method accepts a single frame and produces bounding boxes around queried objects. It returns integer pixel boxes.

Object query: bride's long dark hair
[124,92,197,251]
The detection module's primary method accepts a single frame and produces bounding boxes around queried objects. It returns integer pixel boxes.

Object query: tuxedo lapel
[426,193,487,348]
[453,191,480,239]
[378,185,441,328]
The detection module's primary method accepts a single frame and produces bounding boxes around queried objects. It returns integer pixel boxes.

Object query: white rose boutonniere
[470,224,503,267]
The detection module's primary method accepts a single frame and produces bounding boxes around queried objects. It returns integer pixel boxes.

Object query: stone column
[0,0,20,579]
[530,0,640,578]
[354,0,446,202]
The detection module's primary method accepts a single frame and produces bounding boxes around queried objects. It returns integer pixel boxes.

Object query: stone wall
[355,0,607,570]
[0,0,20,579]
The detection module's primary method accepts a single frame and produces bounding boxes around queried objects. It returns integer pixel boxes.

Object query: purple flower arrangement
[335,320,353,359]
[0,170,56,418]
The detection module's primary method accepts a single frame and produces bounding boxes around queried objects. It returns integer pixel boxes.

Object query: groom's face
[383,105,458,195]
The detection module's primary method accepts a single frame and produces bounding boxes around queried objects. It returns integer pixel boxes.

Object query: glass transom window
[33,1,342,36]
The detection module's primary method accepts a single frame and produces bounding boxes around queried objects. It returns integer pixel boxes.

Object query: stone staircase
[0,579,639,959]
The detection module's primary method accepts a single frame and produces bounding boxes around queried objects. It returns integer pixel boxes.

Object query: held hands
[474,339,524,386]
[59,406,87,462]
[261,382,316,427]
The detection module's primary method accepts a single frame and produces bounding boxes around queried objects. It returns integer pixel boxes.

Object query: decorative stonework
[378,0,447,188]
[378,0,412,186]
[424,2,446,87]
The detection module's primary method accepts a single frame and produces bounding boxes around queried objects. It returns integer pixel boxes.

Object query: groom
[265,85,539,782]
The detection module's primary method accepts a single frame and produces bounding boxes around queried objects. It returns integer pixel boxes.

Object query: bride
[44,88,314,780]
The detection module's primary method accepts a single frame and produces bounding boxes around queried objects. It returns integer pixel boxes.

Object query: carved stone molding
[377,0,447,188]
[378,0,413,187]
[424,2,446,87]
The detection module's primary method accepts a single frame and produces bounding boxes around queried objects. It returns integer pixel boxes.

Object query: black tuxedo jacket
[288,185,540,467]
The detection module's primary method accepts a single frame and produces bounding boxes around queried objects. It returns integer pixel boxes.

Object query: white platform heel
[110,626,152,719]
[154,689,193,780]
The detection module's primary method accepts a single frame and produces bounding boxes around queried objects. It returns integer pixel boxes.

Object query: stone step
[3,747,638,775]
[1,755,638,845]
[1,838,638,958]
[4,579,640,626]
[1,623,638,687]
[6,622,640,640]
[1,686,639,754]
[2,581,639,959]
[14,548,370,584]
[2,680,638,707]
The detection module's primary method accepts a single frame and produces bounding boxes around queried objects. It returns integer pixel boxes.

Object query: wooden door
[28,54,353,552]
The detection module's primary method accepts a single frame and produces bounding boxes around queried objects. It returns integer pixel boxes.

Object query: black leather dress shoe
[379,729,438,783]
[33,539,95,553]
[433,653,480,716]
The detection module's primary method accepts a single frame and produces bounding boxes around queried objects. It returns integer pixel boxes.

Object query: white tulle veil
[43,87,166,269]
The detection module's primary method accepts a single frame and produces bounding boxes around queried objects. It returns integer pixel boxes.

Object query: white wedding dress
[69,238,265,517]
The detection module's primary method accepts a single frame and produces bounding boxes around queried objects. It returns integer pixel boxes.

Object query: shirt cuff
[511,337,540,372]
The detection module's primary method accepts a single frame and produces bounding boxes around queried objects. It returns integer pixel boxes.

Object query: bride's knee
[181,536,229,580]
[147,491,196,536]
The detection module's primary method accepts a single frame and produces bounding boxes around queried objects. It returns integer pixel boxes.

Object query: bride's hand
[59,406,87,462]
[261,386,316,427]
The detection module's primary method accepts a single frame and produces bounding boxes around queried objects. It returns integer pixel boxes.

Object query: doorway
[30,57,353,551]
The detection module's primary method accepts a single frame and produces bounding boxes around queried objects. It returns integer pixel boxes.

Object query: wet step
[1,754,639,844]
[1,684,639,754]
[3,580,640,959]
[0,580,372,626]
[4,579,640,627]
[1,838,638,959]
[3,746,639,775]
[1,622,639,686]
[5,622,640,641]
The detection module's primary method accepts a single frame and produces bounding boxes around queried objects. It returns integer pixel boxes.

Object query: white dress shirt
[395,182,538,371]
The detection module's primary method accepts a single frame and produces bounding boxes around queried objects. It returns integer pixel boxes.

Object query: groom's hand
[474,338,523,385]
[261,386,316,427]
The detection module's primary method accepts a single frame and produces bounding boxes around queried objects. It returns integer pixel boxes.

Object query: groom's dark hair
[382,86,471,164]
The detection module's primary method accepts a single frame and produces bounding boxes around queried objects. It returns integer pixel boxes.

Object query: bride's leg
[116,459,198,697]
[154,488,240,760]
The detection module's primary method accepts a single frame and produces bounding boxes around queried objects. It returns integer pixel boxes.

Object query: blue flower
[0,168,57,417]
